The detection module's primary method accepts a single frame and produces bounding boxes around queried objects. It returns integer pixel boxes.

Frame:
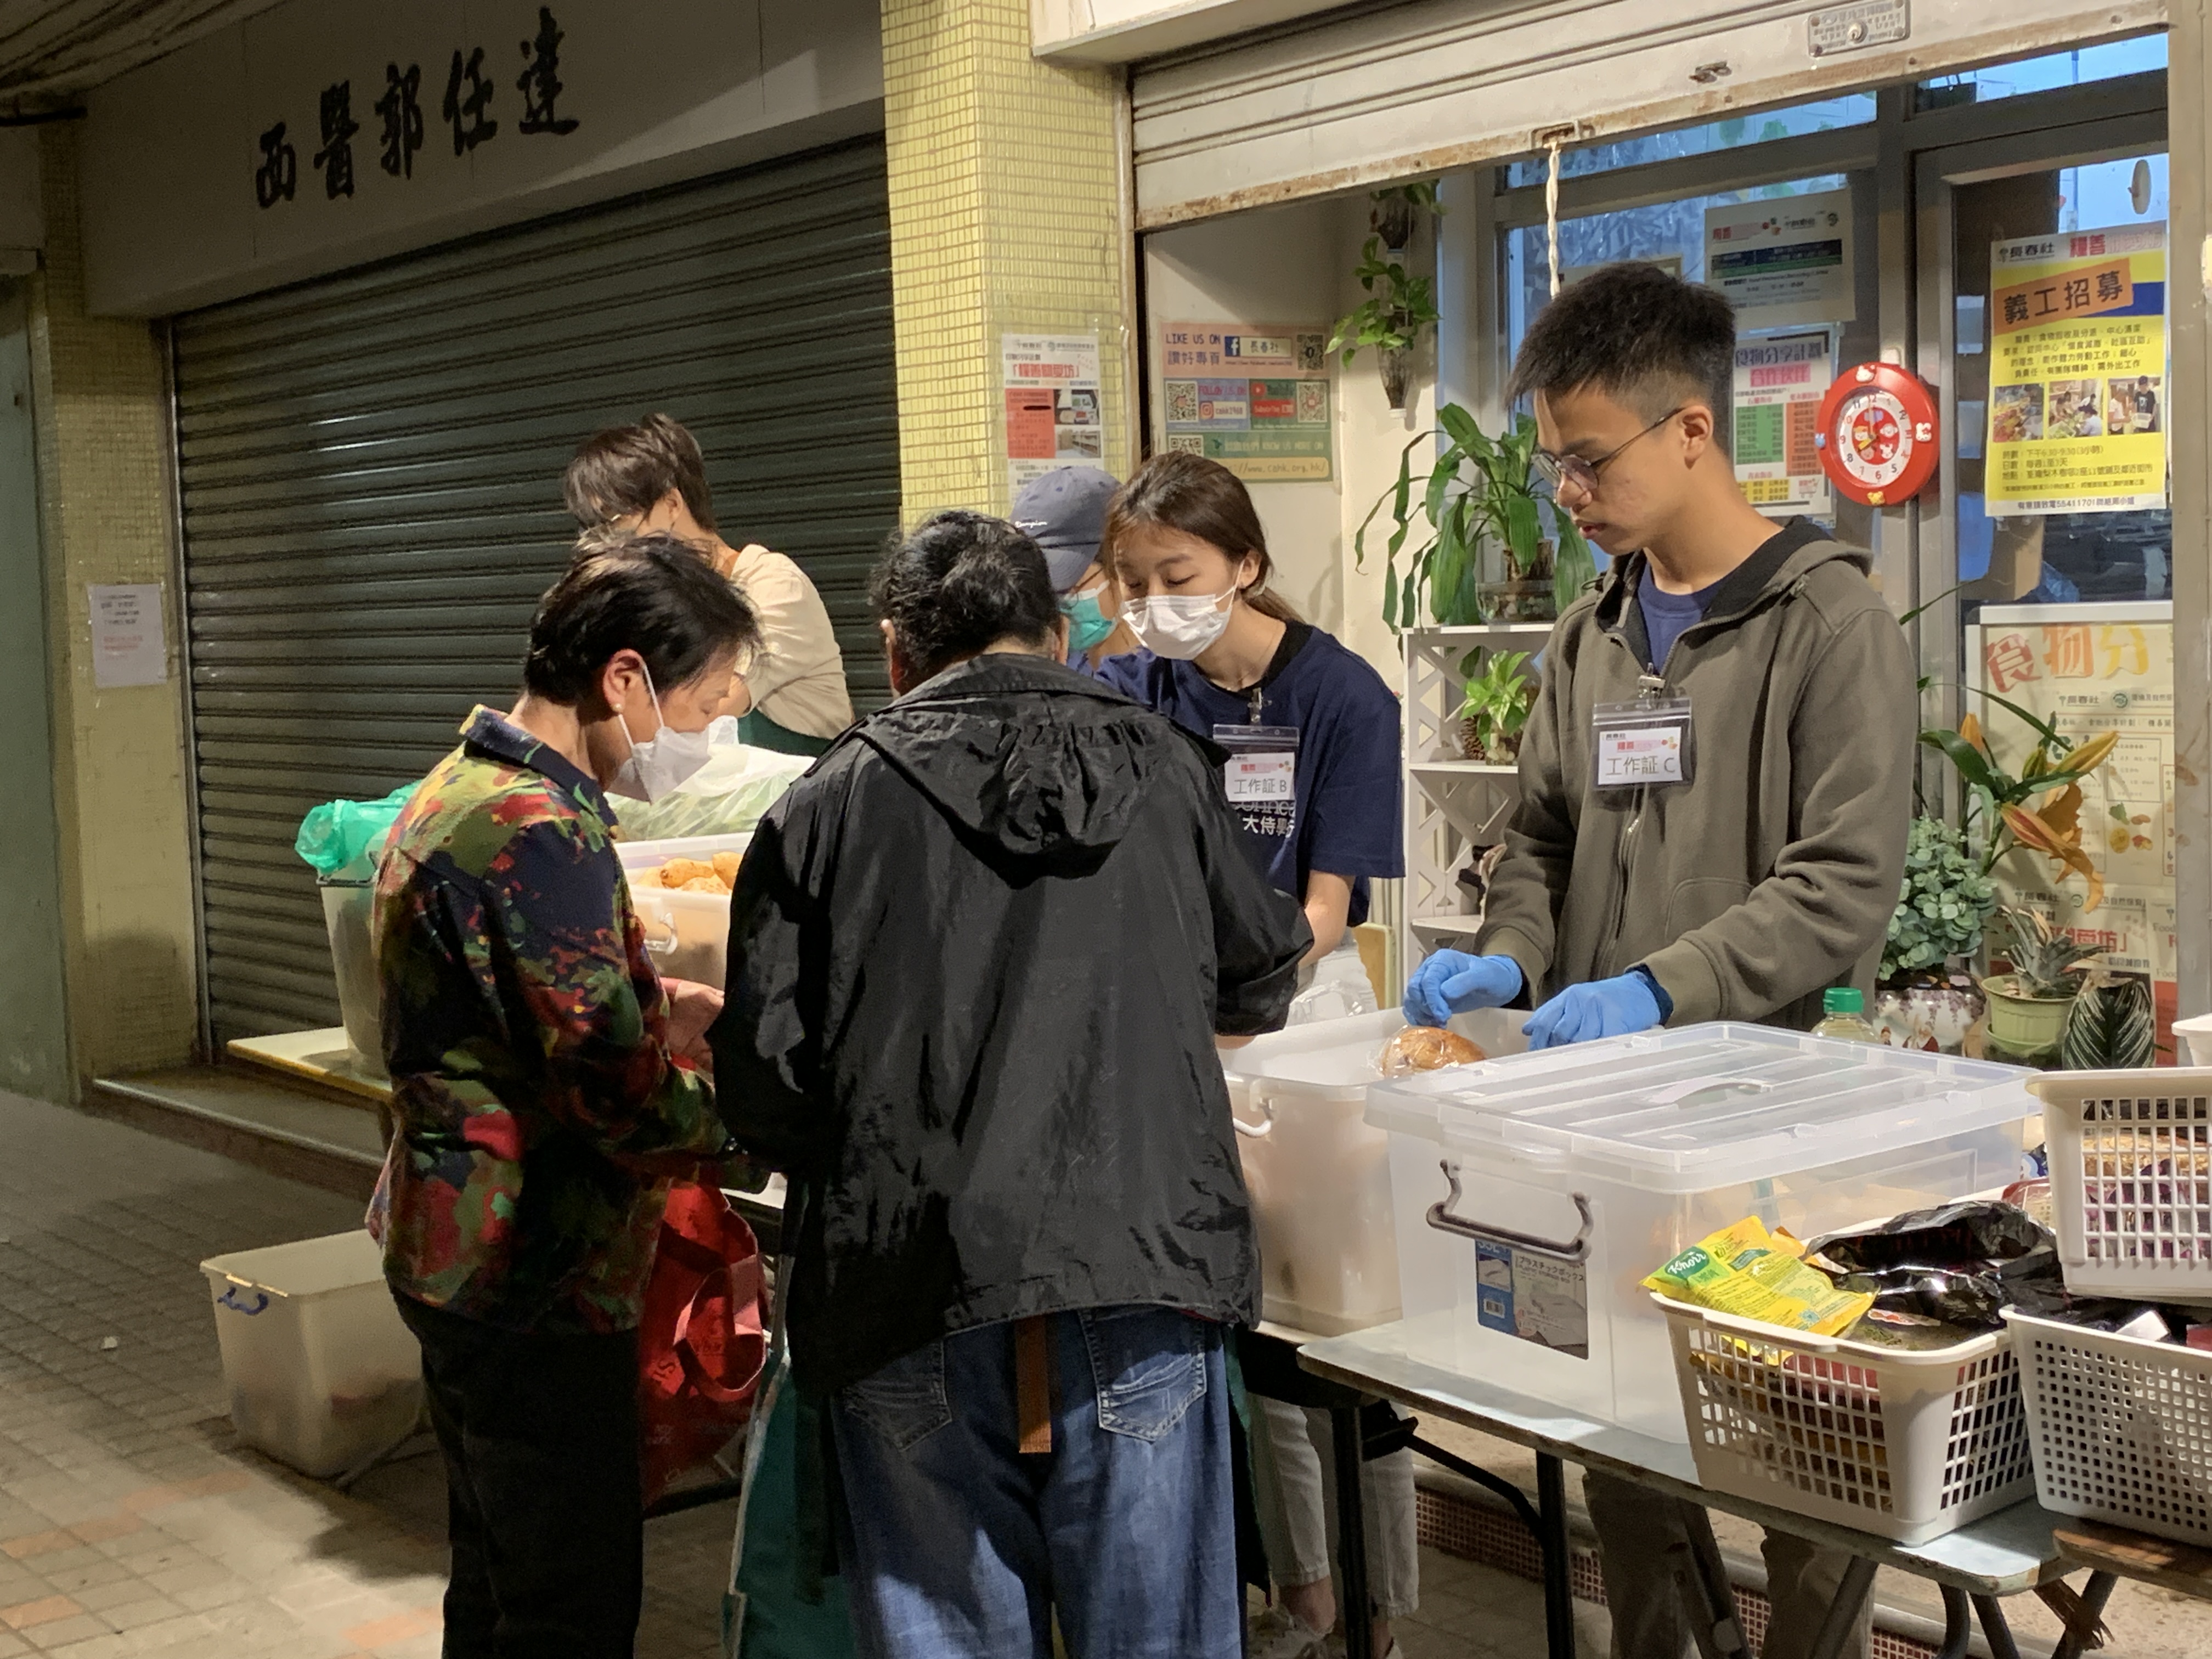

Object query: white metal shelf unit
[1401,624,1548,976]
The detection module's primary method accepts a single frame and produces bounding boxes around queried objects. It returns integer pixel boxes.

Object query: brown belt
[1014,1316,1053,1455]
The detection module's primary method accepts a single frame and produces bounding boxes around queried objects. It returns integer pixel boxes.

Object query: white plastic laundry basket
[2030,1069,2212,1299]
[2006,1307,2212,1547]
[1656,1294,2035,1545]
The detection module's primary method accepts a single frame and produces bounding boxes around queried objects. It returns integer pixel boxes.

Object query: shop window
[1502,97,1874,188]
[1950,153,2171,612]
[1915,32,2166,110]
[1503,174,1850,366]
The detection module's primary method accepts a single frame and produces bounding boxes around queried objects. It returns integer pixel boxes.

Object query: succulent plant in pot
[1982,905,2103,1058]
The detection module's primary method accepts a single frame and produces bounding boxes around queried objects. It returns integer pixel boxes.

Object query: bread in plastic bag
[1375,1026,1485,1077]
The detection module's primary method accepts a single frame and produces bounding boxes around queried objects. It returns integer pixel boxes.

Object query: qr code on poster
[1296,381,1327,424]
[1165,381,1199,424]
[1164,433,1205,455]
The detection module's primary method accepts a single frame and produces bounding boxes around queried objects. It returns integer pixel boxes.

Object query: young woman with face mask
[372,532,758,1659]
[1097,450,1403,964]
[1093,452,1414,1659]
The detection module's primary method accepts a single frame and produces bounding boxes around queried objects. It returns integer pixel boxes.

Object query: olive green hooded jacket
[1475,518,1916,1030]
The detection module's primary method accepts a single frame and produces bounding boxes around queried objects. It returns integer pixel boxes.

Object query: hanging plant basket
[1378,346,1414,411]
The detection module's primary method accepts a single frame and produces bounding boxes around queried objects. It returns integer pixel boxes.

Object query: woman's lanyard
[1213,684,1300,837]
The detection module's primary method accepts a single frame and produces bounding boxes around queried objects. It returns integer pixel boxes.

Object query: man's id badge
[1592,696,1693,789]
[1215,724,1300,838]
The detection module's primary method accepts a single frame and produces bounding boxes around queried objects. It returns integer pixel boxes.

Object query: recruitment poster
[1966,610,2176,1039]
[1985,224,2168,515]
[1003,333,1104,500]
[1703,188,1855,328]
[1160,321,1333,482]
[1732,329,1835,517]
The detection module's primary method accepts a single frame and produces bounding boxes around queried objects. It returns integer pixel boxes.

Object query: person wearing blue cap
[1012,466,1131,669]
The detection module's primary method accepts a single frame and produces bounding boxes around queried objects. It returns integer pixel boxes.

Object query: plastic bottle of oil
[1812,986,1882,1044]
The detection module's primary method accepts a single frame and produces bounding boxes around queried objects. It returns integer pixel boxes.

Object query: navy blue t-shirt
[1636,575,1723,673]
[1093,622,1403,923]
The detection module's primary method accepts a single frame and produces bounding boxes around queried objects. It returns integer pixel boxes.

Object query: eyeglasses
[1532,407,1686,498]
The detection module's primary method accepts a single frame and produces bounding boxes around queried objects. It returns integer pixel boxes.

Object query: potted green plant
[1355,404,1595,628]
[1982,905,2103,1058]
[1327,184,1442,411]
[1921,701,2117,905]
[1458,650,1534,764]
[1882,816,1997,985]
[2061,967,2156,1069]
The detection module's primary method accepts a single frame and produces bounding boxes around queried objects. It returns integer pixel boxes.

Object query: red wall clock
[1814,362,1939,507]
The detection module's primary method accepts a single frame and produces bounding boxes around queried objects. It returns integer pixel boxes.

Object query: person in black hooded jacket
[712,510,1310,1659]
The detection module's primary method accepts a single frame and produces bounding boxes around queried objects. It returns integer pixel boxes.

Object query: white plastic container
[1223,1009,1525,1336]
[1367,1024,2035,1440]
[2006,1306,2212,1547]
[1658,1294,2034,1544]
[200,1231,422,1479]
[2031,1068,2212,1299]
[2171,1014,2212,1066]
[618,833,750,989]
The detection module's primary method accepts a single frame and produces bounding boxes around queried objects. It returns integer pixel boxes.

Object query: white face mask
[1126,586,1238,661]
[607,667,714,802]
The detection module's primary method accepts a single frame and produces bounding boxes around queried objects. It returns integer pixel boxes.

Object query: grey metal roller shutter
[172,137,898,1045]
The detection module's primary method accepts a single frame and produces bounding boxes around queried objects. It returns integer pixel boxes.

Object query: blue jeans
[829,1305,1239,1659]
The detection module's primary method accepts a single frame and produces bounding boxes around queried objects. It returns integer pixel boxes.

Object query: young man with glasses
[1403,262,1915,1659]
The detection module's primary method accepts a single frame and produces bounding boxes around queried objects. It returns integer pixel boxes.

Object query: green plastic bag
[295,785,417,881]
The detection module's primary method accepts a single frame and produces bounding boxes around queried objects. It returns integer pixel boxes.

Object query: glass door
[1915,111,2174,1029]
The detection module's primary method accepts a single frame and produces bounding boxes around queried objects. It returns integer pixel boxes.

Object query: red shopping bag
[639,1181,769,1505]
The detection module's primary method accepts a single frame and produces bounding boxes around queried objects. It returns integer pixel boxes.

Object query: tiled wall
[881,0,1132,518]
[25,126,198,1081]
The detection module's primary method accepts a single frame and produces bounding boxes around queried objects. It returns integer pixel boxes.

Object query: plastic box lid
[617,832,752,871]
[1223,1008,1529,1097]
[1366,1022,2035,1192]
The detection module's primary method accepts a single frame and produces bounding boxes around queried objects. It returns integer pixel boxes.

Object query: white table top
[1297,1318,2069,1596]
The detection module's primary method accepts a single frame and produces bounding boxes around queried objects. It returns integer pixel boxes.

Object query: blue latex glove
[1402,951,1523,1027]
[1522,972,1663,1049]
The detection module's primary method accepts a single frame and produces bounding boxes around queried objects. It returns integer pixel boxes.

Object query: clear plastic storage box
[1366,1024,2035,1440]
[617,833,750,989]
[1223,1010,1525,1336]
[200,1231,422,1479]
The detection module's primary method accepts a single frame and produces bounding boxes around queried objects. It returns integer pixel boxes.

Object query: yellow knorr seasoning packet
[1742,1252,1874,1336]
[1645,1218,1875,1338]
[1646,1217,1774,1288]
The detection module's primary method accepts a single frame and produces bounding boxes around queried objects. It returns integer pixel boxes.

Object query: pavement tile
[65,1601,176,1637]
[0,1600,78,1633]
[19,1616,109,1653]
[56,1587,153,1621]
[126,1568,225,1605]
[30,1560,129,1599]
[340,1607,439,1649]
[35,1635,127,1659]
